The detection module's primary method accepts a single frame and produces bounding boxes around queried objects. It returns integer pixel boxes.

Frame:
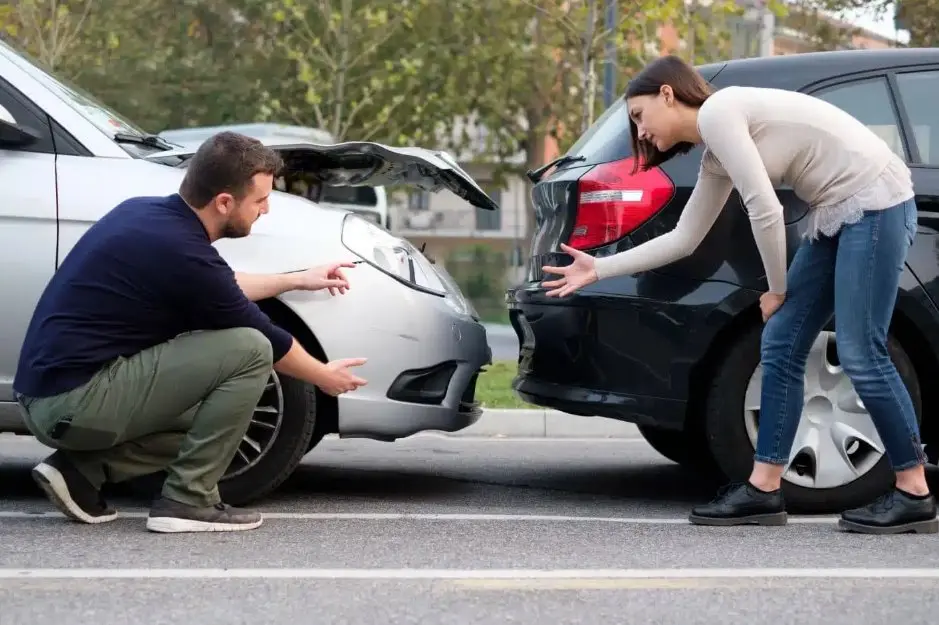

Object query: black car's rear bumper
[512,372,688,430]
[506,278,750,431]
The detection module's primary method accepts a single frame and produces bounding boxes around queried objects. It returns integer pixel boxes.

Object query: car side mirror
[0,118,41,148]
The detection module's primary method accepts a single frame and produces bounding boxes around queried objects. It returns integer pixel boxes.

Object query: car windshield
[0,38,152,149]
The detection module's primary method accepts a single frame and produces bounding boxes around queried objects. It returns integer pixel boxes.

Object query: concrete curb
[451,408,641,439]
[0,409,642,443]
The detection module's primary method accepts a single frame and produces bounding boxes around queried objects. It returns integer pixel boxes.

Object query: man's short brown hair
[179,131,284,208]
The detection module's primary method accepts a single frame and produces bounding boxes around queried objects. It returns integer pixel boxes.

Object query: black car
[507,48,939,514]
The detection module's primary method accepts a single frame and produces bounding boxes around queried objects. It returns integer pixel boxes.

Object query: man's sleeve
[169,242,294,361]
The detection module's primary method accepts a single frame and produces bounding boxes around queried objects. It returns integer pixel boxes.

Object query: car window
[0,77,54,154]
[567,63,725,165]
[893,70,939,166]
[811,77,906,161]
[319,184,378,207]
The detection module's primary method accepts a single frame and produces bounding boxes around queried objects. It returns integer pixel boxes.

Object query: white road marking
[415,436,646,443]
[0,567,937,580]
[0,510,840,523]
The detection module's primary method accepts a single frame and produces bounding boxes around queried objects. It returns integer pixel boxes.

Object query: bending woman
[541,54,936,535]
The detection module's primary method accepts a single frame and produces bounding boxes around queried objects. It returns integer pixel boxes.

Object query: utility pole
[583,0,597,132]
[732,0,774,58]
[756,0,774,56]
[603,0,617,108]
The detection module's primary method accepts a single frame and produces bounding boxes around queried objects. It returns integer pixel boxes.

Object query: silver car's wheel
[119,369,318,506]
[743,331,885,490]
[224,372,285,479]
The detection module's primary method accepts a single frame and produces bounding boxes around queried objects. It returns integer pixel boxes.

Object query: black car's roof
[699,47,939,89]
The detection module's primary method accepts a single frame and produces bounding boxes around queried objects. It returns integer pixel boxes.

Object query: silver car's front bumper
[282,261,492,441]
[338,311,491,440]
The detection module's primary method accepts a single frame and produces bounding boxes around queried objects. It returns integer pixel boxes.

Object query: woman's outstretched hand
[541,243,599,297]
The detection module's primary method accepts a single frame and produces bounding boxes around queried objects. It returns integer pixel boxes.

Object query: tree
[427,0,742,244]
[894,0,939,46]
[261,0,467,145]
[0,0,287,131]
[774,0,862,51]
[0,0,94,71]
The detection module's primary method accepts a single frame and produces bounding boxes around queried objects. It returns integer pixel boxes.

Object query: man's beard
[221,220,250,239]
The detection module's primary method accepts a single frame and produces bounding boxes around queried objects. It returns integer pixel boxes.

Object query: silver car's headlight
[341,214,471,315]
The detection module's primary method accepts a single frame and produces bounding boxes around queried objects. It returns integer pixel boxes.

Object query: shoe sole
[146,516,264,533]
[838,517,939,535]
[32,463,117,524]
[688,511,788,526]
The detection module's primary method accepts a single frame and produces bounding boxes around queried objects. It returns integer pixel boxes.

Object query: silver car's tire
[217,371,318,505]
[703,323,921,514]
[119,371,318,506]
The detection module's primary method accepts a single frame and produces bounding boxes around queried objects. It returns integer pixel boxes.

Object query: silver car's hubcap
[743,331,884,489]
[222,373,285,480]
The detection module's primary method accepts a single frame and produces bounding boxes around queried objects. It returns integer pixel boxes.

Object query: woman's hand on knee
[760,292,786,322]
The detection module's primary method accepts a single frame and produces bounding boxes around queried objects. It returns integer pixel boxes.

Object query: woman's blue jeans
[755,198,927,471]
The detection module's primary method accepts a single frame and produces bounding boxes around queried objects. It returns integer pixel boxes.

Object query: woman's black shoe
[839,488,938,535]
[689,481,787,526]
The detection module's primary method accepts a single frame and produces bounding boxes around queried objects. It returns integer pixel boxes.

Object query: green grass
[476,360,533,409]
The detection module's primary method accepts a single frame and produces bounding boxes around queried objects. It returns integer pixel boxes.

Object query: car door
[806,69,938,330]
[0,76,58,403]
[886,67,939,307]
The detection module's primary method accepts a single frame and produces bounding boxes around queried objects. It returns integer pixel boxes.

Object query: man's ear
[214,192,236,216]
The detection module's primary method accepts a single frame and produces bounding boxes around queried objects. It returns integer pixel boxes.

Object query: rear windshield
[319,184,378,207]
[565,97,631,165]
[565,63,725,165]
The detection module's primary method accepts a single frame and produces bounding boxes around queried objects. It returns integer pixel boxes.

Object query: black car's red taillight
[568,157,675,251]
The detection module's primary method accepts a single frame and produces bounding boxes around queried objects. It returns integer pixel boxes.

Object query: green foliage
[894,0,939,46]
[0,0,911,164]
[262,0,462,145]
[476,360,532,408]
[445,244,510,323]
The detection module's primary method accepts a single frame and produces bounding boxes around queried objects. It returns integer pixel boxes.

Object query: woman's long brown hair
[625,55,715,173]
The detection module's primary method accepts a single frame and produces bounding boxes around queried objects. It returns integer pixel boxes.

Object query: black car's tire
[637,425,689,465]
[637,424,722,479]
[217,372,318,505]
[703,322,921,515]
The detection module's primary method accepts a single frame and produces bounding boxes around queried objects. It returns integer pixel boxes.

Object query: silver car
[0,38,499,504]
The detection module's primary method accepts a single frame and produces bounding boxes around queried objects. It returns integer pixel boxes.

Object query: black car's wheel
[637,424,722,478]
[217,371,318,505]
[703,322,921,514]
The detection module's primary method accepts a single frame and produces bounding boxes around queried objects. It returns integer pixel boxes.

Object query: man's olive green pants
[17,327,274,507]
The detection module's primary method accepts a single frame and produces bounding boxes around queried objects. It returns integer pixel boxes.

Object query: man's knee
[225,327,274,368]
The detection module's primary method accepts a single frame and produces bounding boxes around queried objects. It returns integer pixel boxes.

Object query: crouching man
[12,131,366,533]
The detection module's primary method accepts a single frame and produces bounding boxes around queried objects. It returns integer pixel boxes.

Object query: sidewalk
[451,408,641,439]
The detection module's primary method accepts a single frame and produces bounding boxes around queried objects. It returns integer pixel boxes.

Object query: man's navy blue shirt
[14,193,294,398]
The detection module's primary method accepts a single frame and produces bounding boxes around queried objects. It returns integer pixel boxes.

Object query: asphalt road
[484,322,518,361]
[2,431,939,625]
